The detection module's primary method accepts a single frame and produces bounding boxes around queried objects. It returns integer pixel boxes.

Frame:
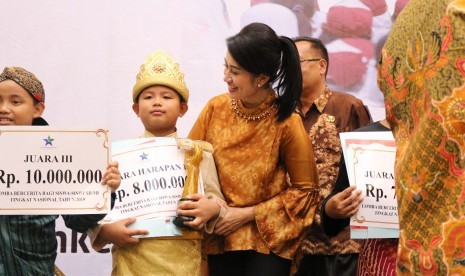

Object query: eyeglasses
[300,58,322,63]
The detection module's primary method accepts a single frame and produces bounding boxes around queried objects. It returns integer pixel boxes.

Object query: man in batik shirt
[294,37,372,276]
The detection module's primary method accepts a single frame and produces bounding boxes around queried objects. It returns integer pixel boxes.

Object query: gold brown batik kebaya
[189,92,320,260]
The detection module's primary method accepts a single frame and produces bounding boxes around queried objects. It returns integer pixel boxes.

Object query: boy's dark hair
[134,85,186,104]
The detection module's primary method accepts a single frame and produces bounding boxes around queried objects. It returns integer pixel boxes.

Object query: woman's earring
[258,83,261,88]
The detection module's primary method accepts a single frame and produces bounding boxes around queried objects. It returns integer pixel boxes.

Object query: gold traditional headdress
[132,50,189,103]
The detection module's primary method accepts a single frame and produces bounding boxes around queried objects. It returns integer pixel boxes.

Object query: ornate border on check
[0,128,110,212]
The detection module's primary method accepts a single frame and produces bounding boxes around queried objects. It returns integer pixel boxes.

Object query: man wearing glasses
[293,37,372,276]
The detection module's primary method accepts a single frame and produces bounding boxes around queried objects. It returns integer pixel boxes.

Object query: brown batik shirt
[298,87,372,255]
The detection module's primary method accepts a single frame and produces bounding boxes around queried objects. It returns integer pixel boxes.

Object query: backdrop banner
[1,0,405,274]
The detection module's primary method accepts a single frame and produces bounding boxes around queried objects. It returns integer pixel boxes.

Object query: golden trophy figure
[174,139,203,230]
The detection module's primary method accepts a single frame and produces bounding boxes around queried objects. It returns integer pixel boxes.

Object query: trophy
[173,140,203,230]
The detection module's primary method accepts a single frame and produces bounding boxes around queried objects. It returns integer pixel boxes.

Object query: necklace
[240,92,268,109]
[231,99,277,122]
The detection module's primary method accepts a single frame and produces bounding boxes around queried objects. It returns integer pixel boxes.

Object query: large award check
[0,126,110,215]
[100,137,204,225]
[340,131,399,239]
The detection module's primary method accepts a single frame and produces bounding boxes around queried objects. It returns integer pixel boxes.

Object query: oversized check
[0,126,111,215]
[340,131,399,238]
[100,137,204,225]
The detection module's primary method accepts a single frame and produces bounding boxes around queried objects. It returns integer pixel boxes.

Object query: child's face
[0,80,45,126]
[132,85,188,136]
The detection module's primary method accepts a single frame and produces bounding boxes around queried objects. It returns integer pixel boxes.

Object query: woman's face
[223,51,268,107]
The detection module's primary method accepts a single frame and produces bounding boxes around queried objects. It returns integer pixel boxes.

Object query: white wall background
[1,0,399,142]
[1,0,236,141]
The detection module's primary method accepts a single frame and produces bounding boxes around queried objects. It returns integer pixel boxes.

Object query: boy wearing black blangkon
[0,66,121,275]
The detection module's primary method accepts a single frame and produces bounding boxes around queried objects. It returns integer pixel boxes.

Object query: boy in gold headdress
[89,50,224,276]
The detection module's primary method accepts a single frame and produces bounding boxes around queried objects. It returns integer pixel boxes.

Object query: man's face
[296,41,326,91]
[0,80,44,126]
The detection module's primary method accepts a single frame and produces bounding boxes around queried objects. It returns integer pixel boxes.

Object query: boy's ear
[33,102,45,118]
[132,103,140,117]
[179,102,188,117]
